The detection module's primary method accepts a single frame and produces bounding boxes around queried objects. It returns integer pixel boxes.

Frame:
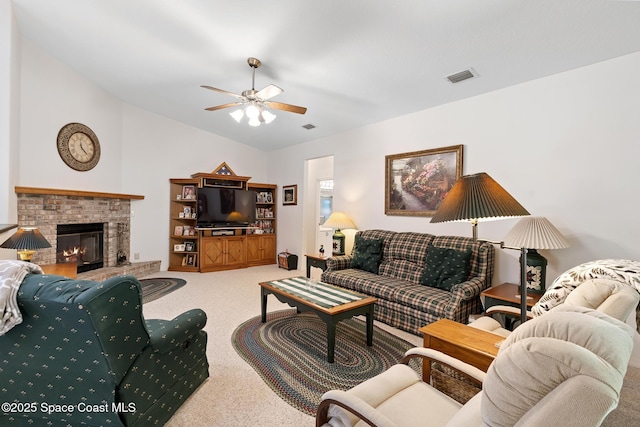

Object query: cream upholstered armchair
[316,306,634,427]
[469,277,640,337]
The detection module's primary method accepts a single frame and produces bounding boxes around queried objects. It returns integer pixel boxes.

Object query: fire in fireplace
[56,223,104,273]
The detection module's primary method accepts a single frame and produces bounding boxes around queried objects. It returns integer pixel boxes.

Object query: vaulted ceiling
[11,0,640,151]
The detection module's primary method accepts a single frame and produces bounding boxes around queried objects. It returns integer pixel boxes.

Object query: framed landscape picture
[385,145,463,216]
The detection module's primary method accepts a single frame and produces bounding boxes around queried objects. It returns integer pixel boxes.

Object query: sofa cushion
[379,232,435,284]
[322,269,410,301]
[351,235,384,274]
[420,245,471,291]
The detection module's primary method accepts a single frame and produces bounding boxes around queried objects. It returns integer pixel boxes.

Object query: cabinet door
[201,238,225,270]
[247,235,276,265]
[246,236,262,263]
[225,237,246,267]
[261,235,276,263]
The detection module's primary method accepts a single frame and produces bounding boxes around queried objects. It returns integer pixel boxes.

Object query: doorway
[317,179,334,257]
[303,156,334,278]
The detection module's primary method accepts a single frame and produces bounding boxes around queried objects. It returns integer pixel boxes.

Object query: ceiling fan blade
[264,101,307,115]
[256,84,283,101]
[205,102,243,111]
[201,85,245,100]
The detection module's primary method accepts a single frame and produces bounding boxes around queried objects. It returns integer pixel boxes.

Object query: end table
[481,283,543,330]
[305,254,329,278]
[481,283,542,311]
[419,319,500,382]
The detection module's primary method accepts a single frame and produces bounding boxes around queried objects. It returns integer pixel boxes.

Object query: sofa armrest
[450,277,489,301]
[146,308,207,354]
[325,255,353,272]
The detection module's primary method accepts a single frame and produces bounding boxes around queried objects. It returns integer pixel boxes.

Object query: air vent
[302,124,316,130]
[446,68,477,84]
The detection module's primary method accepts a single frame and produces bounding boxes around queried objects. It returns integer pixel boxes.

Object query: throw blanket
[532,259,640,332]
[0,260,43,336]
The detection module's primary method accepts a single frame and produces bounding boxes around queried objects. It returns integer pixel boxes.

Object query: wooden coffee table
[260,276,377,363]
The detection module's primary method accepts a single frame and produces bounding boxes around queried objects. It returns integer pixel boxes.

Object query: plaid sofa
[321,230,495,335]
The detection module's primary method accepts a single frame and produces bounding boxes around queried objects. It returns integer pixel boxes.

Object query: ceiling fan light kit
[202,57,306,127]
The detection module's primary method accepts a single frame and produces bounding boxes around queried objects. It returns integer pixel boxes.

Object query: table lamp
[0,227,52,262]
[430,172,530,241]
[503,216,570,324]
[322,212,356,256]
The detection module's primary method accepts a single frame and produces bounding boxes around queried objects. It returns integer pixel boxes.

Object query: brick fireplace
[15,187,159,280]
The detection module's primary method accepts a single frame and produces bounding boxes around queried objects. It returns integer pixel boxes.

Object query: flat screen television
[196,188,257,228]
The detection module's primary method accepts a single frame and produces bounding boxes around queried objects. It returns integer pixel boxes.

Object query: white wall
[268,51,640,366]
[0,2,20,224]
[120,105,268,267]
[15,39,269,268]
[8,24,640,361]
[19,40,124,191]
[270,51,640,287]
[0,3,22,260]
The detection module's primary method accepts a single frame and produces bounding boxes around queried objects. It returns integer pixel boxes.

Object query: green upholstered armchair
[0,273,209,426]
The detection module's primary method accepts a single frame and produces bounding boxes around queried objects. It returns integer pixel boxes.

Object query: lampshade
[503,216,570,250]
[1,227,51,262]
[430,172,530,240]
[503,217,570,323]
[322,212,357,230]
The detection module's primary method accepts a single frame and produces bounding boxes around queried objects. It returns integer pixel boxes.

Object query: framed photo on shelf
[183,206,192,216]
[186,254,196,266]
[185,241,195,252]
[385,145,463,217]
[174,225,183,236]
[182,185,196,200]
[174,244,185,252]
[282,184,297,206]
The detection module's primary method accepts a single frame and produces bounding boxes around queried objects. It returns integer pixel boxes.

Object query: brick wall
[17,193,131,266]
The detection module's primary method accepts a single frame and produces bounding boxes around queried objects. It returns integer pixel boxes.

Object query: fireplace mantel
[15,186,144,200]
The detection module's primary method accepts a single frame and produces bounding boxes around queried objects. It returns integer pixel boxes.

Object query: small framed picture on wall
[282,184,297,206]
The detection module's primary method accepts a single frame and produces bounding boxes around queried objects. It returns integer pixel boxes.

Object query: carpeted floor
[602,364,640,426]
[139,277,187,303]
[140,266,640,426]
[232,309,420,416]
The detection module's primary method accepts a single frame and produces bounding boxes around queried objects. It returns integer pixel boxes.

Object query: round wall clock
[56,123,101,171]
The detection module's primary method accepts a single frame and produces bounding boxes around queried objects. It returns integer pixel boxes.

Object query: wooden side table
[419,319,501,382]
[481,283,542,311]
[305,254,329,278]
[39,263,77,279]
[481,283,542,330]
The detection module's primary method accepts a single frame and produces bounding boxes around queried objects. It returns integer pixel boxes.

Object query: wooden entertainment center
[168,163,277,272]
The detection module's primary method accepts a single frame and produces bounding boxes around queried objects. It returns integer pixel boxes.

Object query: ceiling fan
[201,57,307,126]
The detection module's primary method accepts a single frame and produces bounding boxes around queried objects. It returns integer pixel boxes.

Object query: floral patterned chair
[0,272,209,426]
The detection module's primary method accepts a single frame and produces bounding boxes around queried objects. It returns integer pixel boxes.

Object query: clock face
[57,123,101,171]
[68,132,95,163]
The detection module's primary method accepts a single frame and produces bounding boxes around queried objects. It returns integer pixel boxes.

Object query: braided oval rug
[231,309,419,416]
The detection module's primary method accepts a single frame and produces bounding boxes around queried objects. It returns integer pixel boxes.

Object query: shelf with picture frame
[247,182,277,266]
[169,178,200,272]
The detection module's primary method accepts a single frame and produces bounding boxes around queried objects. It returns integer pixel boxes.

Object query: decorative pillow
[420,245,472,291]
[351,235,384,274]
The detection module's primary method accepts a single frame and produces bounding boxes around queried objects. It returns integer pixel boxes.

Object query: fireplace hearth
[57,223,104,273]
